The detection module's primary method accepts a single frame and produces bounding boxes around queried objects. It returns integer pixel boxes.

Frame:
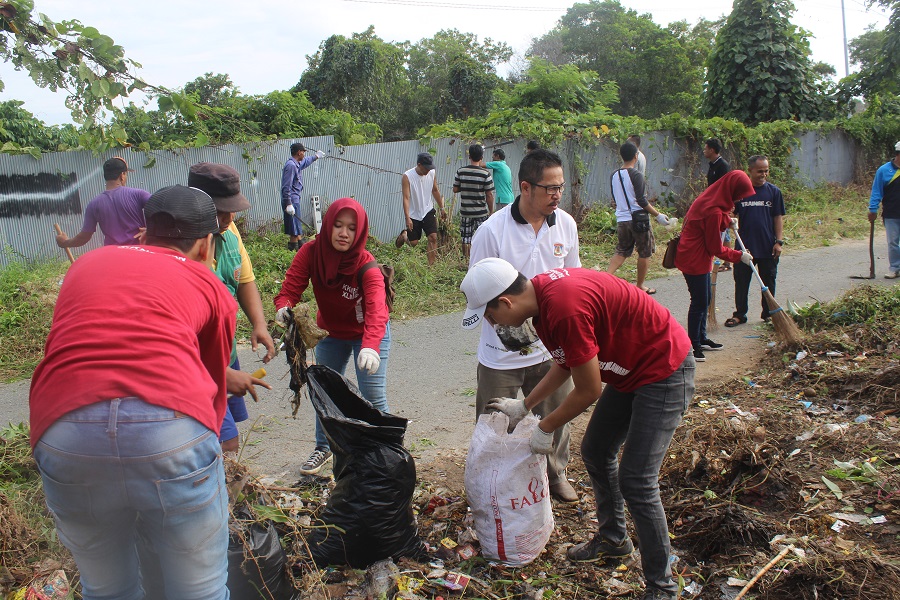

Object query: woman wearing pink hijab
[274,197,390,474]
[675,171,755,362]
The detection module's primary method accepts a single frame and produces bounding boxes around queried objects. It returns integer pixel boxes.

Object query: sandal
[718,264,732,272]
[724,316,747,327]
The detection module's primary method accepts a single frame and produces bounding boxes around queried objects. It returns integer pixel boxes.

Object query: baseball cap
[188,162,250,212]
[417,152,435,171]
[103,156,134,180]
[460,257,520,329]
[144,185,220,239]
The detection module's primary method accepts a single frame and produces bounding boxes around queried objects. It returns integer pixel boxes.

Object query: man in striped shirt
[454,144,495,261]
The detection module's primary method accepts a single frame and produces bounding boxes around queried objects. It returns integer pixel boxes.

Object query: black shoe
[287,241,298,251]
[567,535,634,562]
[641,589,677,600]
[700,339,723,350]
[299,448,332,475]
[692,347,706,362]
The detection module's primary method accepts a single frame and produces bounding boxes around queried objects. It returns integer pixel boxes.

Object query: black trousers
[733,257,779,320]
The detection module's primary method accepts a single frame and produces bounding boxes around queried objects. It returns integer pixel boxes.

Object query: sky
[0,0,893,126]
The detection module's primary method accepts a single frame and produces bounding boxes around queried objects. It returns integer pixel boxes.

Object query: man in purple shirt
[281,142,324,251]
[56,157,151,250]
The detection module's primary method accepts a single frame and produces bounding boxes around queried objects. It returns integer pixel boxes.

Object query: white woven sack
[464,412,554,566]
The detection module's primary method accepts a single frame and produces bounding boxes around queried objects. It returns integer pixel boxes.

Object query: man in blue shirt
[869,141,900,279]
[725,156,786,327]
[281,142,324,251]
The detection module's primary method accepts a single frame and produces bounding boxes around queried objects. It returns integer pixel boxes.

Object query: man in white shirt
[397,152,447,266]
[468,148,582,503]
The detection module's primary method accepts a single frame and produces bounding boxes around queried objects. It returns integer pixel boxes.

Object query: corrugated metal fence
[0,131,859,265]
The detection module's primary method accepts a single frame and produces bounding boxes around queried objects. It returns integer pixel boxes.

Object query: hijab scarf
[685,170,756,230]
[311,197,371,289]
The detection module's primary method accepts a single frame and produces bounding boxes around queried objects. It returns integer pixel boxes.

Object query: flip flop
[642,287,657,295]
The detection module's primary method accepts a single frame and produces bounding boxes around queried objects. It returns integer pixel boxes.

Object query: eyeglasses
[528,182,566,196]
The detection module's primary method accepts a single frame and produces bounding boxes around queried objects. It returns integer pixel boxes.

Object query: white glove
[741,251,754,265]
[730,217,738,229]
[530,425,554,455]
[357,348,381,375]
[655,214,670,226]
[666,217,678,229]
[275,306,291,327]
[485,397,528,430]
[315,150,325,159]
[284,204,296,216]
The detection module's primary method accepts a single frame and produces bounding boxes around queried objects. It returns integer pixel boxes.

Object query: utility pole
[841,0,850,77]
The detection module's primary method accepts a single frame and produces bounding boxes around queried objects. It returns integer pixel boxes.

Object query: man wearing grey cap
[30,185,238,599]
[396,152,446,266]
[55,156,151,250]
[189,162,274,453]
[460,258,694,600]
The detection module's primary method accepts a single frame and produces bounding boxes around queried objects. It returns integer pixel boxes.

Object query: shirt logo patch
[550,347,566,364]
[553,243,563,257]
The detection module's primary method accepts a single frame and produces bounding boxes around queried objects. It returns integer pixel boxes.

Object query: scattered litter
[831,519,849,532]
[795,351,808,361]
[853,414,871,424]
[727,577,750,587]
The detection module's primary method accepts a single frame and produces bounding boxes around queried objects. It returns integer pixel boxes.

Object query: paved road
[1,238,895,480]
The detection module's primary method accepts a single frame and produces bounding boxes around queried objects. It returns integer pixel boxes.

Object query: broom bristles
[763,289,803,344]
[708,265,719,330]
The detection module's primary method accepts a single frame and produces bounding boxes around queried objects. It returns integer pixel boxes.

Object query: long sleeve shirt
[870,159,900,219]
[280,155,317,208]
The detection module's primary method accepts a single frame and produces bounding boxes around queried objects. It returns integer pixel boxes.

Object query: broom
[708,259,720,330]
[733,230,803,344]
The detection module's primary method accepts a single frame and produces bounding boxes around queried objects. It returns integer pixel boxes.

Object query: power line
[339,0,567,11]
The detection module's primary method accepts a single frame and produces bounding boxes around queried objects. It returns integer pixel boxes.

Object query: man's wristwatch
[775,239,784,246]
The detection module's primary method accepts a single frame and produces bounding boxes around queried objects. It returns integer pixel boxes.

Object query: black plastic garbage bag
[228,507,301,600]
[306,365,427,568]
[136,507,299,600]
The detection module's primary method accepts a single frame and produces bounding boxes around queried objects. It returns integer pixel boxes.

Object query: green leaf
[27,147,41,160]
[81,26,100,38]
[142,155,156,169]
[822,476,843,500]
[193,132,209,147]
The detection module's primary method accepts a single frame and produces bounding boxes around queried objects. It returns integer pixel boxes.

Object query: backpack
[357,261,396,312]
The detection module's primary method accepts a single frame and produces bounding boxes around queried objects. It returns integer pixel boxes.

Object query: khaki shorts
[614,221,655,258]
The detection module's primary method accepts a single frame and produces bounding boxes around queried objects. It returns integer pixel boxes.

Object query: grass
[0,182,872,382]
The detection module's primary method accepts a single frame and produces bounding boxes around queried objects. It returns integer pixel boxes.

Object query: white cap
[460,258,520,329]
[895,141,900,152]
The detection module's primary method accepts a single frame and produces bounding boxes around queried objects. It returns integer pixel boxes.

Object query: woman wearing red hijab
[675,171,755,362]
[274,197,390,474]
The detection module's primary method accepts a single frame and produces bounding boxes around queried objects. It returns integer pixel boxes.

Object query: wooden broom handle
[53,223,76,264]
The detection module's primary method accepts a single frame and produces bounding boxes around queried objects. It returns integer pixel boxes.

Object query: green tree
[407,29,511,126]
[838,2,900,101]
[703,0,829,123]
[183,72,239,108]
[530,0,702,117]
[295,26,409,139]
[0,99,78,153]
[502,58,618,113]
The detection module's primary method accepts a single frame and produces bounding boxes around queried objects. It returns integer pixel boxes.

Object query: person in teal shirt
[485,148,514,206]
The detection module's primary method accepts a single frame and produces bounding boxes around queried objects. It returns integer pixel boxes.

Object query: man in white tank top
[397,152,446,265]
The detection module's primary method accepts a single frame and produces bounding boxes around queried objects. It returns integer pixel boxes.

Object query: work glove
[730,217,738,229]
[740,251,754,266]
[284,204,296,216]
[485,397,528,430]
[530,425,554,455]
[357,348,381,375]
[315,150,325,159]
[666,217,678,229]
[275,306,291,328]
[655,214,670,226]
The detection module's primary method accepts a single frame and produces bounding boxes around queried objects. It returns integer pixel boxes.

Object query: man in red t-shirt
[460,258,694,600]
[30,185,237,600]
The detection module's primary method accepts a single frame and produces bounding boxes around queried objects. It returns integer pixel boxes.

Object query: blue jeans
[581,353,695,596]
[33,398,229,600]
[312,321,391,450]
[683,272,710,346]
[885,217,900,273]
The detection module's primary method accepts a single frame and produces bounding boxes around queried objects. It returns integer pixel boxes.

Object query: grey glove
[530,425,554,455]
[275,306,291,328]
[485,397,528,430]
[655,213,670,226]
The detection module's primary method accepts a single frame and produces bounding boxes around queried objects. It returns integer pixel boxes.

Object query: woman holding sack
[274,197,390,475]
[675,171,755,362]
